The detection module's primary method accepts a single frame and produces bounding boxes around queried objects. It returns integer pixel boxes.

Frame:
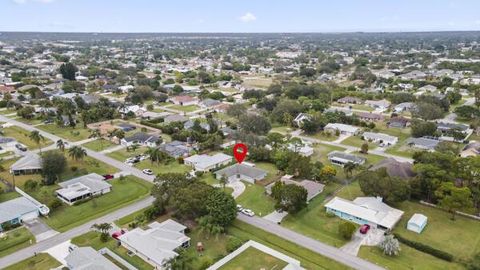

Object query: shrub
[393,233,454,261]
[100,233,109,242]
[226,236,243,252]
[24,179,38,191]
[70,166,78,172]
[325,212,336,218]
[49,198,63,210]
[177,157,184,164]
[338,221,356,240]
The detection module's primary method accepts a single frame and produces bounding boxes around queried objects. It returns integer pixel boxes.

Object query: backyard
[219,247,288,270]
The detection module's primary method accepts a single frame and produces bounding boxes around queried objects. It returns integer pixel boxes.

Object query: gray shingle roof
[214,164,267,179]
[10,154,42,171]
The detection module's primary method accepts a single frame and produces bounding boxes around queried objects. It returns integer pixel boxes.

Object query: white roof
[184,153,232,170]
[325,196,404,229]
[0,197,39,224]
[363,132,398,143]
[408,213,427,226]
[119,219,190,266]
[324,123,359,133]
[10,154,42,171]
[65,247,121,270]
[56,173,111,200]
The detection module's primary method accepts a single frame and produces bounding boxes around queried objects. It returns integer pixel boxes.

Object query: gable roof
[10,153,42,171]
[65,247,121,270]
[215,164,267,179]
[370,158,415,178]
[0,197,39,224]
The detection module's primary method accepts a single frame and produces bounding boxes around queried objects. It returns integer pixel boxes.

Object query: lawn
[229,220,350,270]
[136,159,190,175]
[281,182,353,248]
[0,227,35,258]
[185,226,231,269]
[235,182,275,217]
[1,125,53,149]
[36,123,91,142]
[270,125,293,135]
[4,253,61,270]
[0,158,43,188]
[107,147,147,162]
[307,131,339,142]
[82,139,117,152]
[359,244,465,270]
[241,76,273,89]
[0,108,17,115]
[220,247,288,270]
[0,190,21,203]
[341,135,378,150]
[71,231,154,270]
[40,177,152,232]
[255,162,280,186]
[393,201,480,262]
[169,104,200,112]
[311,143,347,165]
[385,141,420,158]
[359,153,386,166]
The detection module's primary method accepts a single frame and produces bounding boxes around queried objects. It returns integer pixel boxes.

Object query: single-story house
[406,137,440,151]
[437,122,472,140]
[163,114,189,124]
[327,151,366,167]
[407,213,428,234]
[65,247,121,270]
[365,99,391,110]
[10,153,42,176]
[119,105,146,117]
[370,158,415,179]
[394,102,416,113]
[293,113,311,127]
[266,175,324,202]
[362,132,398,146]
[214,164,267,184]
[324,123,360,136]
[184,153,232,172]
[337,96,363,104]
[121,132,160,147]
[0,137,17,150]
[169,95,199,106]
[56,173,112,205]
[287,143,314,157]
[387,117,410,128]
[325,196,404,230]
[0,197,40,231]
[159,141,192,158]
[200,98,221,108]
[119,219,190,269]
[355,112,384,122]
[461,142,480,157]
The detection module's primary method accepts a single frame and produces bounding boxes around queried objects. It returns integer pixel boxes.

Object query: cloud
[239,12,257,23]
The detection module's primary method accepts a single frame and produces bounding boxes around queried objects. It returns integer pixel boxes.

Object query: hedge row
[393,233,454,262]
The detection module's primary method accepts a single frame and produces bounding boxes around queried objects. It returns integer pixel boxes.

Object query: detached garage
[407,213,428,234]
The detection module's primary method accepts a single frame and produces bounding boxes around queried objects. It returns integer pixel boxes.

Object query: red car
[112,229,126,239]
[360,224,371,234]
[103,174,114,180]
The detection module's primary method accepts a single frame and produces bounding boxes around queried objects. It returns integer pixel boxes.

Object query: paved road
[0,196,154,267]
[237,215,385,270]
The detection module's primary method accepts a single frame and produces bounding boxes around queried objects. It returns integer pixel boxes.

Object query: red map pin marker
[233,143,248,164]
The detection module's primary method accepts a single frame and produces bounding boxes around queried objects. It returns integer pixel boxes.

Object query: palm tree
[29,130,45,154]
[219,174,228,190]
[56,139,65,152]
[164,249,194,270]
[68,146,87,161]
[145,147,166,165]
[128,143,140,153]
[89,128,103,149]
[343,162,359,179]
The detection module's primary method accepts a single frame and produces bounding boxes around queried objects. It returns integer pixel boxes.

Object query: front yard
[36,123,91,142]
[235,182,275,217]
[1,125,53,149]
[340,135,378,150]
[0,227,35,258]
[82,138,117,152]
[4,253,60,270]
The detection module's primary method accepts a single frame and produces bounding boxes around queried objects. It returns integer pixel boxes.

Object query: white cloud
[239,12,257,23]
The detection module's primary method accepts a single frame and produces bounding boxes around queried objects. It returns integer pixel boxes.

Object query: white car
[142,169,153,175]
[236,204,244,212]
[241,209,255,217]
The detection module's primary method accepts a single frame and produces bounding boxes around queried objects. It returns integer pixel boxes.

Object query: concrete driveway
[340,228,385,256]
[23,218,59,242]
[45,240,71,266]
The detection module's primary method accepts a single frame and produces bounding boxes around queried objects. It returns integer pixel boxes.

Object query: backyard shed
[407,213,428,233]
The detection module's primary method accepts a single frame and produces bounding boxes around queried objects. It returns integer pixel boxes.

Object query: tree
[68,146,87,161]
[91,223,112,242]
[275,184,308,214]
[226,103,247,118]
[41,151,67,185]
[238,114,271,135]
[59,62,78,80]
[56,139,65,152]
[379,235,401,256]
[29,131,45,154]
[413,102,444,120]
[357,169,410,204]
[204,188,237,229]
[146,147,170,165]
[319,165,337,182]
[411,120,437,138]
[164,249,194,270]
[219,174,228,190]
[89,128,103,149]
[360,142,369,154]
[343,162,360,179]
[338,221,356,240]
[435,182,473,220]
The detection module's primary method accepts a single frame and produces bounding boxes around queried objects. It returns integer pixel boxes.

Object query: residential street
[237,214,385,270]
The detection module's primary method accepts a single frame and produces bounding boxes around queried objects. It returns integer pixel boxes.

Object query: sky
[2,0,480,33]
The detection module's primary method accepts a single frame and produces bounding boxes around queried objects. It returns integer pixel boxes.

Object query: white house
[362,132,398,146]
[121,132,160,147]
[327,151,366,166]
[365,99,391,111]
[119,219,190,269]
[169,95,199,106]
[65,247,121,270]
[407,213,428,234]
[184,153,232,172]
[293,113,311,127]
[325,196,404,230]
[324,123,360,136]
[119,105,146,117]
[56,173,112,205]
[287,143,314,157]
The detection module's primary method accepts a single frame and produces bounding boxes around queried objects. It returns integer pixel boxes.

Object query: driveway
[263,210,288,223]
[23,218,59,242]
[340,228,385,256]
[45,240,71,266]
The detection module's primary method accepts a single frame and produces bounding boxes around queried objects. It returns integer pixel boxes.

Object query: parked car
[142,169,153,175]
[236,204,243,212]
[43,119,53,124]
[15,143,27,151]
[68,244,78,252]
[112,229,126,239]
[103,174,114,180]
[241,209,255,217]
[360,224,371,234]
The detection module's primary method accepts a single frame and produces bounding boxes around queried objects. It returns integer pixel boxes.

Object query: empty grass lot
[82,138,117,152]
[36,123,91,142]
[4,253,61,270]
[1,125,53,149]
[168,104,200,112]
[220,247,288,270]
[341,135,378,150]
[39,177,152,232]
[0,227,35,258]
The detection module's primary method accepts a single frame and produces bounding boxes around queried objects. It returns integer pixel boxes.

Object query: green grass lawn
[0,108,17,115]
[229,220,350,270]
[341,135,378,150]
[359,244,465,270]
[235,182,275,217]
[41,177,152,232]
[107,147,147,162]
[255,162,280,186]
[4,253,61,270]
[270,125,293,135]
[311,143,347,165]
[220,247,288,270]
[0,190,21,203]
[169,104,200,112]
[385,142,420,158]
[15,117,44,126]
[82,139,117,152]
[135,159,190,175]
[393,201,480,262]
[0,227,35,258]
[71,231,154,270]
[1,125,53,149]
[307,131,339,142]
[241,76,273,89]
[186,226,231,269]
[36,123,91,142]
[360,153,386,166]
